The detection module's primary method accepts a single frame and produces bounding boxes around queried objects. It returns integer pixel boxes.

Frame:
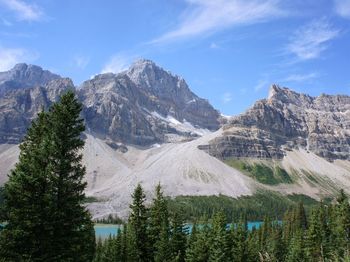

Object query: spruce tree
[170,212,187,262]
[0,91,95,261]
[149,183,170,259]
[208,211,230,262]
[47,91,95,261]
[0,111,53,261]
[128,183,149,261]
[185,222,210,262]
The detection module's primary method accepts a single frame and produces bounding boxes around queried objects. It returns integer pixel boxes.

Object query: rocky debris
[205,85,350,161]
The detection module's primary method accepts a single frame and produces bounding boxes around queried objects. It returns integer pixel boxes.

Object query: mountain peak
[0,63,61,95]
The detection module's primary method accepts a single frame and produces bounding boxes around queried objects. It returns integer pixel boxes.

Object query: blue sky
[0,0,350,115]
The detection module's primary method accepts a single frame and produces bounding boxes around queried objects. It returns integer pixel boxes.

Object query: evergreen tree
[0,111,53,261]
[230,217,250,262]
[208,211,230,262]
[170,211,187,262]
[0,91,95,261]
[285,229,306,262]
[128,183,149,261]
[154,221,172,262]
[47,91,95,261]
[149,183,170,259]
[185,221,210,262]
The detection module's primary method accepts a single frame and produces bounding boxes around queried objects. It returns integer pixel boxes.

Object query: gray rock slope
[205,85,350,161]
[0,60,220,145]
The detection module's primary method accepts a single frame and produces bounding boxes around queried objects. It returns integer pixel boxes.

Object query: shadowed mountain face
[0,60,220,145]
[205,85,350,161]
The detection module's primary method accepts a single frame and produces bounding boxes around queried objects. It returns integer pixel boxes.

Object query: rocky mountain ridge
[205,85,350,161]
[0,60,220,145]
[0,61,350,218]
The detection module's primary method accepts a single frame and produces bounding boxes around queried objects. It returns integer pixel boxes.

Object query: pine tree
[149,183,170,259]
[230,217,249,262]
[154,221,172,262]
[128,183,149,261]
[170,211,187,262]
[285,229,306,262]
[47,91,95,261]
[208,211,230,262]
[0,91,95,261]
[0,111,53,261]
[185,222,210,262]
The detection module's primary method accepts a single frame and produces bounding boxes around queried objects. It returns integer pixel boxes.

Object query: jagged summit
[207,86,350,161]
[0,63,61,96]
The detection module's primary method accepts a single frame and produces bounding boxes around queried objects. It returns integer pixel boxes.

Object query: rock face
[0,63,60,96]
[79,59,220,145]
[0,60,220,145]
[0,78,74,143]
[206,85,350,161]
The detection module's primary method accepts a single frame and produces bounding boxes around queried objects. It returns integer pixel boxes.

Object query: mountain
[205,84,350,161]
[79,59,220,146]
[0,63,60,96]
[0,62,350,219]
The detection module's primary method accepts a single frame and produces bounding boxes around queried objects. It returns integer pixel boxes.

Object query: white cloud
[151,0,285,44]
[254,79,268,92]
[210,42,219,49]
[334,0,350,18]
[286,19,339,61]
[221,92,232,103]
[282,72,319,82]
[73,55,90,70]
[0,46,37,71]
[0,0,44,22]
[1,18,13,26]
[101,54,133,74]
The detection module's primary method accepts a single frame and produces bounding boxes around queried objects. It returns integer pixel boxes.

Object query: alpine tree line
[0,91,349,261]
[93,184,350,262]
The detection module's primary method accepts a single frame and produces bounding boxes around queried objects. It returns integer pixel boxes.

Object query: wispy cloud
[1,18,13,26]
[101,54,133,74]
[221,92,232,103]
[151,0,285,44]
[0,0,44,22]
[254,79,269,92]
[334,0,350,18]
[73,55,90,70]
[0,46,37,71]
[281,72,319,83]
[286,19,340,61]
[210,42,219,49]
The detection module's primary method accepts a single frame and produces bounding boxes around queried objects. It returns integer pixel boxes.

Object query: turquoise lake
[94,221,264,239]
[1,222,265,239]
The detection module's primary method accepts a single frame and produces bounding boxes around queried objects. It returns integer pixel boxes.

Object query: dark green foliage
[170,212,187,262]
[0,91,95,261]
[148,183,170,260]
[92,188,350,262]
[95,214,123,224]
[225,160,293,185]
[208,211,230,262]
[128,183,150,261]
[168,192,318,222]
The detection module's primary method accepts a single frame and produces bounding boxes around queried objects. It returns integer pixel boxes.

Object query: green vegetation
[93,185,350,262]
[225,159,293,185]
[95,214,124,224]
[0,91,95,261]
[167,192,319,222]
